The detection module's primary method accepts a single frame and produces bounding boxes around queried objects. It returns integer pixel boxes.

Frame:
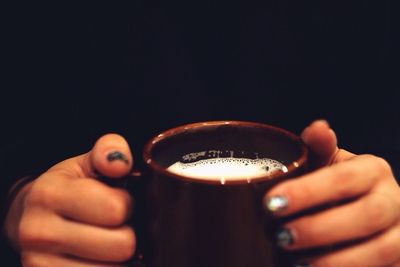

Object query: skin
[266,120,400,267]
[4,121,400,267]
[5,134,135,267]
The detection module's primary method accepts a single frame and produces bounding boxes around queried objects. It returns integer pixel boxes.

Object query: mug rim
[143,120,308,185]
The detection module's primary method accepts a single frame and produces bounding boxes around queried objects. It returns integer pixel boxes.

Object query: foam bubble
[167,157,285,181]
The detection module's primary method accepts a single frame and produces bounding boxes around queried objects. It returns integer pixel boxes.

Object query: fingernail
[107,151,129,164]
[265,195,288,212]
[276,227,294,247]
[315,119,330,127]
[328,128,336,137]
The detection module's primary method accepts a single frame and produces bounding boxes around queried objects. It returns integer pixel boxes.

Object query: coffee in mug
[129,121,308,267]
[167,154,285,181]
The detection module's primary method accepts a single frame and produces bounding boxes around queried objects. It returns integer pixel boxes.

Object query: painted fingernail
[276,227,294,247]
[107,151,129,164]
[265,195,288,212]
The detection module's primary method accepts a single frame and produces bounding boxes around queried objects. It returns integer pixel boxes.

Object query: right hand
[5,134,136,267]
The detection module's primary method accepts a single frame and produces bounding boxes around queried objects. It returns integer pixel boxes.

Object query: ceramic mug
[128,121,308,267]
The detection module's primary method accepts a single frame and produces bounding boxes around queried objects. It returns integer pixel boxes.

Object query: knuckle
[106,190,132,225]
[375,239,399,264]
[328,167,356,199]
[116,226,136,261]
[26,180,58,208]
[363,154,393,175]
[19,218,38,248]
[19,216,57,250]
[362,195,391,234]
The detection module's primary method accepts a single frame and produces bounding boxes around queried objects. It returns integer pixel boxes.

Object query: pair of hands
[5,120,400,267]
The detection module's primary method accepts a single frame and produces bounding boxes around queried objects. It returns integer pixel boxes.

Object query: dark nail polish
[107,151,129,164]
[276,227,294,247]
[265,195,288,212]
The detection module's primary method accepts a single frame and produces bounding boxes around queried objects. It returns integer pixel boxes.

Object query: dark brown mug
[128,121,308,267]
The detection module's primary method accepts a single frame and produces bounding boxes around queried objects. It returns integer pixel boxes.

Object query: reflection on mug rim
[143,120,308,185]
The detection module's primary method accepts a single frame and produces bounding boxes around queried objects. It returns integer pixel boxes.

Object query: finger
[20,210,136,262]
[264,154,384,216]
[81,133,133,179]
[308,224,400,267]
[27,174,132,226]
[22,251,126,267]
[301,120,338,168]
[277,192,400,250]
[301,120,356,169]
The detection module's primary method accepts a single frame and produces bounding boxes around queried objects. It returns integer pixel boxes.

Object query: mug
[128,121,308,267]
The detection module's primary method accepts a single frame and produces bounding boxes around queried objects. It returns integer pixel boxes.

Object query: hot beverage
[167,157,285,182]
[133,121,308,267]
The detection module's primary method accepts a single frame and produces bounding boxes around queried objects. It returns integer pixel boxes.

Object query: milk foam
[167,157,285,182]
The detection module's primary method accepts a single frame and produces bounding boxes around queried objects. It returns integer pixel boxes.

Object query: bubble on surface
[167,157,285,181]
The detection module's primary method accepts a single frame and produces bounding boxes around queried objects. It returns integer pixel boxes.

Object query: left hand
[264,120,400,267]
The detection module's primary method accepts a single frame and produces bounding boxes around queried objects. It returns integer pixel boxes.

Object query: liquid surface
[167,157,285,181]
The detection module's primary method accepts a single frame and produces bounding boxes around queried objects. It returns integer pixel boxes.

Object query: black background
[3,1,399,172]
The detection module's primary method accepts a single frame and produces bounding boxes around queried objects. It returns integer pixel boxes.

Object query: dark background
[3,1,399,174]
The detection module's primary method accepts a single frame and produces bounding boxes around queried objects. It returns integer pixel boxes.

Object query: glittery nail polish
[276,227,294,247]
[107,151,129,164]
[265,195,288,212]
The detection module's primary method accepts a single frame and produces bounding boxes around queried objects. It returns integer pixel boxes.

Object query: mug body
[141,121,308,267]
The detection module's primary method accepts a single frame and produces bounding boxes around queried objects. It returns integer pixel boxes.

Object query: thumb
[80,133,133,179]
[301,120,338,169]
[301,120,356,169]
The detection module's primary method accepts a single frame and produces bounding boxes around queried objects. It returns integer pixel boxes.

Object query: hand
[5,134,136,267]
[264,120,400,267]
